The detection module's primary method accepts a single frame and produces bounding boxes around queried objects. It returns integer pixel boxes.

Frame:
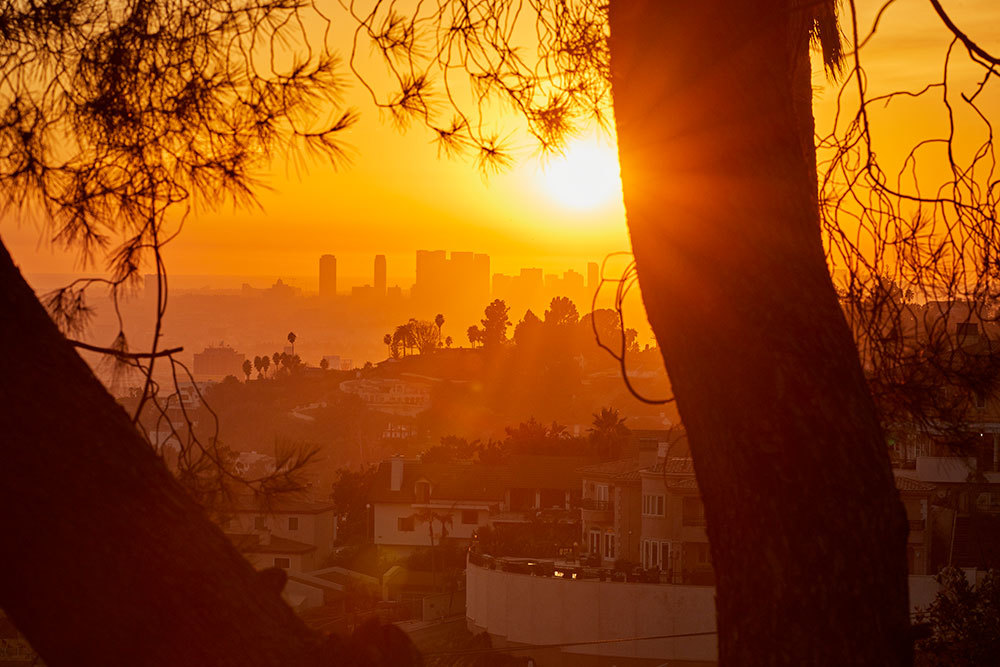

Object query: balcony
[578,497,613,523]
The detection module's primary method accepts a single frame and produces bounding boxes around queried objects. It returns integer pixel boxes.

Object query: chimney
[390,455,404,492]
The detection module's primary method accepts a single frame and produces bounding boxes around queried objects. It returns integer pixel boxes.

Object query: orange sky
[5,0,998,290]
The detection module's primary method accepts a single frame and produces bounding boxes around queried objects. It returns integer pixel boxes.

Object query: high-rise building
[319,254,337,298]
[473,254,491,302]
[374,254,387,295]
[588,261,600,290]
[413,250,490,306]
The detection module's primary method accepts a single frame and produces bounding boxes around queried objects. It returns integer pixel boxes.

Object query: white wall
[374,503,486,546]
[467,562,948,663]
[467,561,717,663]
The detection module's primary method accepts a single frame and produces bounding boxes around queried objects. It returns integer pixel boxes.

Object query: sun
[539,138,622,210]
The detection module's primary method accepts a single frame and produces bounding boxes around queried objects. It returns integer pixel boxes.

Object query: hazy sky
[5,0,998,289]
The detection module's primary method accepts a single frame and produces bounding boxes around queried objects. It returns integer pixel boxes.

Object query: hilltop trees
[481,299,511,349]
[544,296,579,327]
[466,325,483,348]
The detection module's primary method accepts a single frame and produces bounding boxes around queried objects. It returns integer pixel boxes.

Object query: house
[220,495,337,571]
[576,458,645,566]
[369,456,504,560]
[369,455,595,560]
[640,458,713,584]
[339,378,432,416]
[576,433,675,566]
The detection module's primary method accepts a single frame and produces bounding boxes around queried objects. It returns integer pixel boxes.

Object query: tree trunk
[0,239,325,665]
[609,1,912,664]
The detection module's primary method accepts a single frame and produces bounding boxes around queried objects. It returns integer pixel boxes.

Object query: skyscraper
[588,261,600,290]
[319,254,337,298]
[374,254,387,296]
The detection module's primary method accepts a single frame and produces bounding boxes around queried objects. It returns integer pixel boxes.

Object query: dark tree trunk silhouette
[0,240,326,666]
[609,1,911,664]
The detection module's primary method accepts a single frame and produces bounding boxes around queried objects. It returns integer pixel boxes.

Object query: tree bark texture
[609,1,912,664]
[0,238,326,665]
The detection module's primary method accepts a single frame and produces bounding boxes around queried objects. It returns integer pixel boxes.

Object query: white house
[221,495,337,571]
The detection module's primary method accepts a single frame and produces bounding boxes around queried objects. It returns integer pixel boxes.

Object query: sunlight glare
[540,138,622,210]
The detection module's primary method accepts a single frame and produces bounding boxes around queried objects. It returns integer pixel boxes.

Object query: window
[596,484,609,503]
[643,540,661,569]
[397,516,415,532]
[603,532,615,560]
[287,517,299,531]
[254,516,266,530]
[957,321,980,340]
[415,481,431,503]
[274,557,291,569]
[462,509,478,525]
[642,494,665,516]
[589,530,601,555]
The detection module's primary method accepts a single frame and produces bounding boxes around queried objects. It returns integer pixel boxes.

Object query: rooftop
[576,457,647,481]
[370,455,599,504]
[227,533,317,554]
[225,495,336,515]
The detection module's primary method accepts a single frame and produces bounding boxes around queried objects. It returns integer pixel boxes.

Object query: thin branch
[69,340,183,359]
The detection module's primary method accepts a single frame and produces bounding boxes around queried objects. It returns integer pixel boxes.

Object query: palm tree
[241,359,252,382]
[271,352,281,376]
[411,508,453,591]
[434,313,445,339]
[319,357,329,371]
[466,325,481,348]
[588,407,630,459]
[383,333,392,357]
[287,331,296,356]
[260,355,270,378]
[445,335,452,348]
[393,324,410,357]
[252,355,263,379]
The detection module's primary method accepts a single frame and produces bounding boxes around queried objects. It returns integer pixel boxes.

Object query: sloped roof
[893,473,936,492]
[370,455,599,504]
[647,457,695,474]
[370,460,505,503]
[576,457,646,481]
[505,455,600,488]
[226,495,336,515]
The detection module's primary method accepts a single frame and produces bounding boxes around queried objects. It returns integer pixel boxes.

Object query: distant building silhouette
[374,254,387,296]
[588,261,600,290]
[241,278,300,299]
[319,254,337,298]
[193,343,245,379]
[412,250,490,307]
